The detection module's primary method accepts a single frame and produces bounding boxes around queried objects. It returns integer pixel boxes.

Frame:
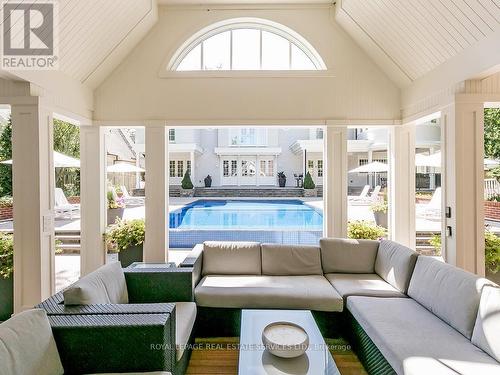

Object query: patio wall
[485,201,500,222]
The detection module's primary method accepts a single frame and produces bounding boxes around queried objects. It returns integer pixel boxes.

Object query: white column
[388,125,416,248]
[324,126,348,238]
[144,125,169,263]
[12,99,55,312]
[80,126,107,275]
[441,101,485,275]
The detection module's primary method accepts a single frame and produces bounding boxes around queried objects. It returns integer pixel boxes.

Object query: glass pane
[291,44,315,70]
[232,29,260,70]
[262,31,290,70]
[203,31,230,70]
[177,44,201,71]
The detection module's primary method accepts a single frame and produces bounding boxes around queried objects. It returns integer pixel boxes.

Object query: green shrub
[485,230,500,274]
[347,220,386,240]
[370,201,388,213]
[487,194,500,202]
[181,170,194,189]
[0,196,13,208]
[106,219,145,252]
[429,234,442,256]
[107,190,124,209]
[303,171,315,189]
[0,232,13,279]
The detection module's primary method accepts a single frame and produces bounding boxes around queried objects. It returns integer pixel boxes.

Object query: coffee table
[238,309,340,375]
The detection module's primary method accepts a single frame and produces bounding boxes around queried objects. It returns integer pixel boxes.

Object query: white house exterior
[131,124,441,189]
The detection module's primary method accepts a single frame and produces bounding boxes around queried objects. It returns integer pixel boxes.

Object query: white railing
[485,178,500,199]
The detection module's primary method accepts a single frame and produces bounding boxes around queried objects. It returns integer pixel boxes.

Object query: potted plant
[204,175,212,188]
[107,191,125,225]
[303,171,317,197]
[0,232,13,321]
[347,220,386,240]
[106,219,145,267]
[180,171,194,197]
[485,230,500,284]
[277,171,286,187]
[370,200,388,228]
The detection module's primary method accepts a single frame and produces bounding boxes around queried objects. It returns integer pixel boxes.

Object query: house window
[169,160,176,177]
[229,128,267,146]
[172,20,326,72]
[177,161,184,177]
[317,160,323,177]
[223,160,229,177]
[316,128,324,139]
[359,158,387,166]
[231,160,238,176]
[260,160,274,177]
[308,160,314,172]
[187,160,191,176]
[169,129,175,143]
[241,161,249,176]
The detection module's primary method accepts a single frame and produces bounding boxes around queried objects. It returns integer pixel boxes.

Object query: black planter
[107,207,125,225]
[374,211,388,229]
[204,175,212,188]
[278,177,286,187]
[118,245,143,268]
[0,275,13,321]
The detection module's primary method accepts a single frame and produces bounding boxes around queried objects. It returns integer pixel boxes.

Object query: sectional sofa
[181,239,500,375]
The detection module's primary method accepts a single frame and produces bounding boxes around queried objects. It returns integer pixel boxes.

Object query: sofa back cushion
[472,285,500,361]
[374,240,418,293]
[261,244,322,275]
[64,261,129,305]
[408,256,492,339]
[320,238,379,273]
[202,241,261,276]
[0,309,64,375]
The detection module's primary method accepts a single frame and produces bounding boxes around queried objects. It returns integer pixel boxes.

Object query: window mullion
[289,41,292,70]
[230,30,233,70]
[259,30,263,70]
[201,42,204,70]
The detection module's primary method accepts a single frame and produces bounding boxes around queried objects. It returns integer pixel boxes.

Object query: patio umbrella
[106,162,145,173]
[415,152,441,168]
[484,158,500,170]
[0,151,80,168]
[348,161,388,174]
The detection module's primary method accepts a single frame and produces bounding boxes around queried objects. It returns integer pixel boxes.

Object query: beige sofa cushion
[64,262,128,305]
[325,273,406,299]
[261,244,322,275]
[374,240,418,293]
[0,309,64,375]
[320,238,379,273]
[408,256,493,339]
[175,302,197,362]
[195,275,343,312]
[472,285,500,362]
[347,297,500,375]
[202,241,261,276]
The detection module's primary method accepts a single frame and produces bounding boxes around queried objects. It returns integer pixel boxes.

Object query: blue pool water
[169,199,323,248]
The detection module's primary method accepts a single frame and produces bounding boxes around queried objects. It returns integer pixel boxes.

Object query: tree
[0,118,12,196]
[53,119,80,196]
[484,108,500,159]
[181,171,193,189]
[303,171,315,189]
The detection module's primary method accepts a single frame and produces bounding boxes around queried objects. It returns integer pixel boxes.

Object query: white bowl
[262,321,309,358]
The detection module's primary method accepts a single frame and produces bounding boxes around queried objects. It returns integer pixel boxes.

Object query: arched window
[169,18,326,72]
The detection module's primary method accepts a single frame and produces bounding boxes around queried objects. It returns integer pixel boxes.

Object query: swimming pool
[169,199,323,248]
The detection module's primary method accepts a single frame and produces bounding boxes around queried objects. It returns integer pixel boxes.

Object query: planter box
[118,245,143,268]
[374,211,388,229]
[68,196,80,204]
[0,275,13,321]
[0,206,13,220]
[485,200,500,221]
[180,188,194,197]
[303,188,317,197]
[107,207,125,225]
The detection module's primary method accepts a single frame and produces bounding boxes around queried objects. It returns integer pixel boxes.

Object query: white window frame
[162,18,328,78]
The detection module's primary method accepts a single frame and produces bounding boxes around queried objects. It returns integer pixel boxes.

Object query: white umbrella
[484,158,500,170]
[349,161,388,173]
[415,152,441,168]
[106,162,145,173]
[0,151,80,168]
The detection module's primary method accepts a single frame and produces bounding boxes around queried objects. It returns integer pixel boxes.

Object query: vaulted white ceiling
[336,0,500,86]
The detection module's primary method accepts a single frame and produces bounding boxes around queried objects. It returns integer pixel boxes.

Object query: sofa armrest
[50,313,176,374]
[124,267,194,303]
[179,243,203,287]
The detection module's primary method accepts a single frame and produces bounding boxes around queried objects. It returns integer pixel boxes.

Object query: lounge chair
[120,185,145,206]
[54,188,80,219]
[348,185,370,201]
[350,185,382,205]
[417,187,441,220]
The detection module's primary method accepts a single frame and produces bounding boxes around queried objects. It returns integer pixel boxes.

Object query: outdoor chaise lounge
[37,262,196,375]
[120,185,145,206]
[54,188,80,219]
[180,239,500,375]
[416,187,442,220]
[348,185,382,205]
